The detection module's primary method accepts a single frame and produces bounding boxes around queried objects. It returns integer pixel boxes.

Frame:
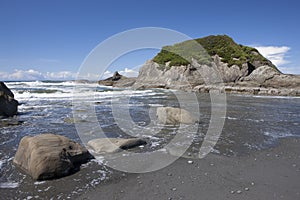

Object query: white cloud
[275,66,300,75]
[0,69,77,81]
[0,69,44,80]
[45,71,77,80]
[100,68,139,80]
[254,46,290,66]
[119,68,139,77]
[0,67,140,81]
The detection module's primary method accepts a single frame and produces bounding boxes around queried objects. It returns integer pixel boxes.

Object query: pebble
[187,152,192,156]
[210,163,214,166]
[172,187,177,191]
[167,173,173,176]
[168,198,173,200]
[236,190,242,194]
[230,190,235,194]
[244,187,249,191]
[187,160,193,164]
[251,182,255,186]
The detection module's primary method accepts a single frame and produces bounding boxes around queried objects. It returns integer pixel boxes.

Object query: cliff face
[133,35,300,96]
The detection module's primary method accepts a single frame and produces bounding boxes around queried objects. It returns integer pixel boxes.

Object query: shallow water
[0,81,299,199]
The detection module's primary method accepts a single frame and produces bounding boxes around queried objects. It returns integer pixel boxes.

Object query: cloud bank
[253,45,299,74]
[0,68,139,81]
[254,46,290,66]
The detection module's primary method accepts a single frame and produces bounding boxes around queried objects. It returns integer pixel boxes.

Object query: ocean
[0,81,299,199]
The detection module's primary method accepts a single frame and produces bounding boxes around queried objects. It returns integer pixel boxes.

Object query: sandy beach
[78,137,300,200]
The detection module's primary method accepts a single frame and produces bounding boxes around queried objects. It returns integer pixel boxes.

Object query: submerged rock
[87,138,147,153]
[156,107,197,125]
[13,134,92,180]
[0,118,23,128]
[0,82,18,117]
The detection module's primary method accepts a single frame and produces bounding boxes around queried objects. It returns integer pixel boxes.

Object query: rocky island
[101,35,300,96]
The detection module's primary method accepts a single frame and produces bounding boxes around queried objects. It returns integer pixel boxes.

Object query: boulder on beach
[156,107,197,125]
[0,82,18,117]
[13,134,93,180]
[87,138,147,153]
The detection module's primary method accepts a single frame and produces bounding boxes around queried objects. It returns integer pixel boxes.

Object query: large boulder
[13,134,92,180]
[87,138,147,153]
[0,82,18,117]
[156,107,197,125]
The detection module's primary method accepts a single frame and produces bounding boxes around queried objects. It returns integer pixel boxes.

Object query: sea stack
[0,81,19,117]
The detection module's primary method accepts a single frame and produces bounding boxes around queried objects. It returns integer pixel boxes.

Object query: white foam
[34,181,46,185]
[252,95,300,99]
[0,182,19,188]
[0,160,4,169]
[264,131,295,139]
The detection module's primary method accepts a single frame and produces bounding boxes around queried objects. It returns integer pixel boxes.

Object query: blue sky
[0,0,300,80]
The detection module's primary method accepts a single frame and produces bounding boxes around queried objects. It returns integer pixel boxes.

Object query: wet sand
[78,137,300,200]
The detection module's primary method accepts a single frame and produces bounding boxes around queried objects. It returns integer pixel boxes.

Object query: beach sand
[78,137,300,200]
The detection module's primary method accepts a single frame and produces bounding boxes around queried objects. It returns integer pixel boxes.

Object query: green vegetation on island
[153,35,276,70]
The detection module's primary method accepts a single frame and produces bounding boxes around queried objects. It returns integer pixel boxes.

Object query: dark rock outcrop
[13,134,93,180]
[0,82,18,117]
[98,71,136,87]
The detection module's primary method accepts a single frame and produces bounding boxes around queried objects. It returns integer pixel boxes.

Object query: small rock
[167,173,172,176]
[230,191,235,194]
[156,107,197,125]
[187,152,192,156]
[245,187,249,191]
[292,164,297,167]
[210,163,214,166]
[172,187,177,191]
[187,160,193,164]
[251,182,255,186]
[236,190,242,194]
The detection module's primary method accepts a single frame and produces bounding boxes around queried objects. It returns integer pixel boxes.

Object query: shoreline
[78,137,300,200]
